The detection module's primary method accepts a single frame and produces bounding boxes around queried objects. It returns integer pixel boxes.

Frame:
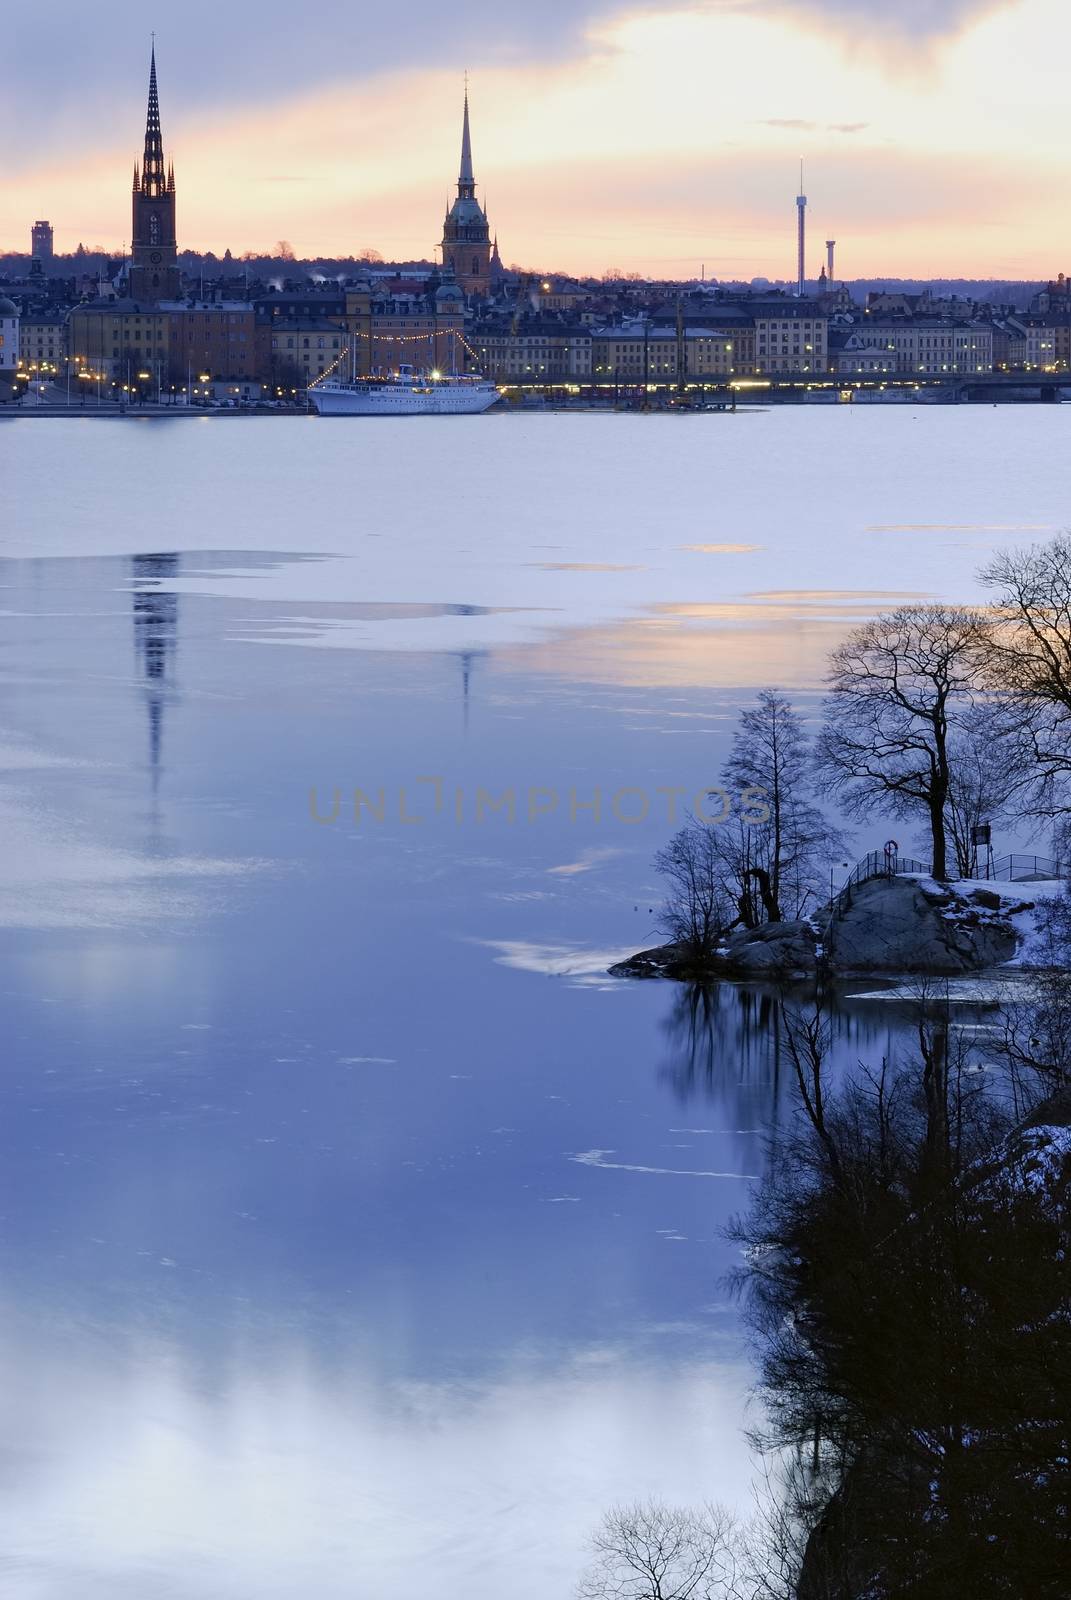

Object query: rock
[968,888,1003,911]
[727,919,820,977]
[608,944,682,979]
[826,875,1017,974]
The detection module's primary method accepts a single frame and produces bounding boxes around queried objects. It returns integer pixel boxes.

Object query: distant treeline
[0,249,1051,307]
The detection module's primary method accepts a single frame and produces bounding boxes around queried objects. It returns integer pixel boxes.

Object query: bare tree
[723,690,844,921]
[578,1499,740,1600]
[943,701,1024,878]
[980,535,1071,813]
[815,606,988,880]
[655,820,741,959]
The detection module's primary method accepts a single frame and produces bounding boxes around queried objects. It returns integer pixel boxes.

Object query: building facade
[475,324,593,383]
[265,317,346,389]
[591,323,752,385]
[846,319,993,376]
[129,47,180,303]
[752,306,828,374]
[68,301,173,391]
[0,297,20,401]
[173,304,257,382]
[19,312,67,380]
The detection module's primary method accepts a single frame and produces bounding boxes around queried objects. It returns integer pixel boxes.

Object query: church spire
[141,42,166,197]
[130,41,180,302]
[441,76,491,297]
[458,82,475,198]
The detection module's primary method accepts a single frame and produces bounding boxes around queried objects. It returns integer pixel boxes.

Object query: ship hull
[310,380,500,416]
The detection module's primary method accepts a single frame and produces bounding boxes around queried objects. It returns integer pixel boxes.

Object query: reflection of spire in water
[452,641,486,735]
[131,553,179,794]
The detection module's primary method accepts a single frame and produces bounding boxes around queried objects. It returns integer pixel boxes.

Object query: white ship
[310,363,500,417]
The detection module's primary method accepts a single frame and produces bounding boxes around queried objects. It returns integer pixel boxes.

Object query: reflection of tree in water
[659,982,900,1132]
[131,553,179,792]
[660,984,783,1123]
[735,1002,1070,1598]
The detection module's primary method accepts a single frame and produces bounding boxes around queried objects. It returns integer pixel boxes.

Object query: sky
[7,0,1069,279]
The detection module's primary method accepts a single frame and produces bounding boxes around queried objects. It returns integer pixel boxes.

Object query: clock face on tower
[150,252,162,264]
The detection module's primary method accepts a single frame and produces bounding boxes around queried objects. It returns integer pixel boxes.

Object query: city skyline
[6,0,1071,278]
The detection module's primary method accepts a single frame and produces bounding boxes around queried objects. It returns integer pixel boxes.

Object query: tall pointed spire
[441,75,491,297]
[130,41,180,301]
[141,42,166,197]
[458,80,475,198]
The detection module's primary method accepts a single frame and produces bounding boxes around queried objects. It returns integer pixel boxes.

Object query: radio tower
[796,160,807,297]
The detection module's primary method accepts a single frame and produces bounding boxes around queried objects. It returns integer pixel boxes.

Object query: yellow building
[68,301,174,391]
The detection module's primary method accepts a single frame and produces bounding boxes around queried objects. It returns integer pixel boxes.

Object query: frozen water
[2,408,1068,1596]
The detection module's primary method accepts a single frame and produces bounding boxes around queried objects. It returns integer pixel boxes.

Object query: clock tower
[129,46,180,303]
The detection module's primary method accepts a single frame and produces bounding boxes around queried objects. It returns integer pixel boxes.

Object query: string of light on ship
[311,328,485,385]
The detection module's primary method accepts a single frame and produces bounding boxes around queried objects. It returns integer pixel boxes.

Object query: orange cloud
[4,0,1066,276]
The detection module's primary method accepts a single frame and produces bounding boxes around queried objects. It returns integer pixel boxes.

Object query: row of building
[9,289,1071,400]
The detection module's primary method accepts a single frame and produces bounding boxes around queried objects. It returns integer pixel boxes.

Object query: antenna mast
[796,160,807,298]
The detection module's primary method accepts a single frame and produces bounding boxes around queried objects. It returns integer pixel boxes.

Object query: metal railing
[831,850,931,916]
[829,849,1066,918]
[986,853,1066,883]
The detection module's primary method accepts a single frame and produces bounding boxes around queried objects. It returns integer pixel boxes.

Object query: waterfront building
[0,297,20,401]
[174,303,257,383]
[752,304,828,374]
[475,322,593,383]
[441,90,492,298]
[68,300,173,389]
[852,319,993,376]
[18,311,67,380]
[1018,317,1069,371]
[264,316,345,388]
[913,320,992,374]
[129,46,181,303]
[990,317,1029,372]
[590,323,746,384]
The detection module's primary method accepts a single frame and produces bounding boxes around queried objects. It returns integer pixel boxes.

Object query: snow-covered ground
[899,873,1067,968]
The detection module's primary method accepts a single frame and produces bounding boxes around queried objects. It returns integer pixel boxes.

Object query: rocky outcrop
[609,919,820,981]
[610,875,1039,982]
[828,875,1023,975]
